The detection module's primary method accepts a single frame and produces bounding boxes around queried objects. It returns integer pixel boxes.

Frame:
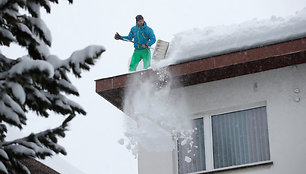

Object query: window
[177,106,270,173]
[178,118,205,174]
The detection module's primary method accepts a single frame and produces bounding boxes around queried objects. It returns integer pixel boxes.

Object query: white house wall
[138,63,306,174]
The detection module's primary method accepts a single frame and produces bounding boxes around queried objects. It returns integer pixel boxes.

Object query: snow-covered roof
[155,8,306,67]
[39,156,86,174]
[20,158,59,174]
[96,9,306,111]
[21,157,86,174]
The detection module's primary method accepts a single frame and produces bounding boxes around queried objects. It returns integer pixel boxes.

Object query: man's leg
[142,48,151,69]
[129,49,142,71]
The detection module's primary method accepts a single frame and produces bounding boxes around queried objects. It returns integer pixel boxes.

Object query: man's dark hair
[136,15,144,21]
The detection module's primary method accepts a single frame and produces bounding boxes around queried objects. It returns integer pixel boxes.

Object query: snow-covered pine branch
[46,45,105,78]
[0,115,74,174]
[0,0,105,173]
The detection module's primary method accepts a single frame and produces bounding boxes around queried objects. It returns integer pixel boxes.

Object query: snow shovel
[121,38,169,60]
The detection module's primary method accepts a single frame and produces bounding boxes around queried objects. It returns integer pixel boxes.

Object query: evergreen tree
[0,0,105,173]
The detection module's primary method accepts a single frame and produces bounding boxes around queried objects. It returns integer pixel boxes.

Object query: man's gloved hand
[114,32,122,40]
[142,43,148,48]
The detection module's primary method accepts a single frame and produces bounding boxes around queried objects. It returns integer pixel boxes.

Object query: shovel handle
[121,38,153,49]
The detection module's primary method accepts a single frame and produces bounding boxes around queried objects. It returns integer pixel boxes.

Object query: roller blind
[212,106,270,169]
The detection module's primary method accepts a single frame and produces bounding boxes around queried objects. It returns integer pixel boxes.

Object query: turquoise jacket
[122,21,156,49]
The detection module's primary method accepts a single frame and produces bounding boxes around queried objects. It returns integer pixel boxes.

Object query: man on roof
[115,15,156,71]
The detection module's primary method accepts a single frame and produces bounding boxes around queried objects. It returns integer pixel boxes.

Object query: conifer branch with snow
[0,1,105,173]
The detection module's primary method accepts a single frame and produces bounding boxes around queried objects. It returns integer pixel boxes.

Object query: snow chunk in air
[184,156,192,163]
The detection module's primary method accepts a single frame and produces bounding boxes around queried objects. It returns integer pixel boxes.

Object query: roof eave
[96,37,306,111]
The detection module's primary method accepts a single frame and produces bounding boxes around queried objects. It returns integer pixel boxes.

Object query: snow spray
[118,68,196,159]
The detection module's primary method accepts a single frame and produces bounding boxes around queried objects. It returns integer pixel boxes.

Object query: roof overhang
[96,37,306,111]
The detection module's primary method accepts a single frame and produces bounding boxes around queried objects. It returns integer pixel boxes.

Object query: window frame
[175,101,272,174]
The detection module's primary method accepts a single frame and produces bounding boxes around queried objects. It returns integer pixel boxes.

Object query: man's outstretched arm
[121,28,134,41]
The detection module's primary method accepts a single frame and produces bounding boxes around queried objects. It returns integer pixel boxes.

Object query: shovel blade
[152,40,169,60]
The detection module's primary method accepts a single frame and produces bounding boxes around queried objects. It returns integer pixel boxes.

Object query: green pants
[129,48,151,71]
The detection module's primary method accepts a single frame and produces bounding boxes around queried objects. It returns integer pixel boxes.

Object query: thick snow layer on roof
[39,156,86,174]
[155,8,306,67]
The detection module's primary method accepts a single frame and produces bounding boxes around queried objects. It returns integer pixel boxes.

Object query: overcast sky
[2,0,306,173]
